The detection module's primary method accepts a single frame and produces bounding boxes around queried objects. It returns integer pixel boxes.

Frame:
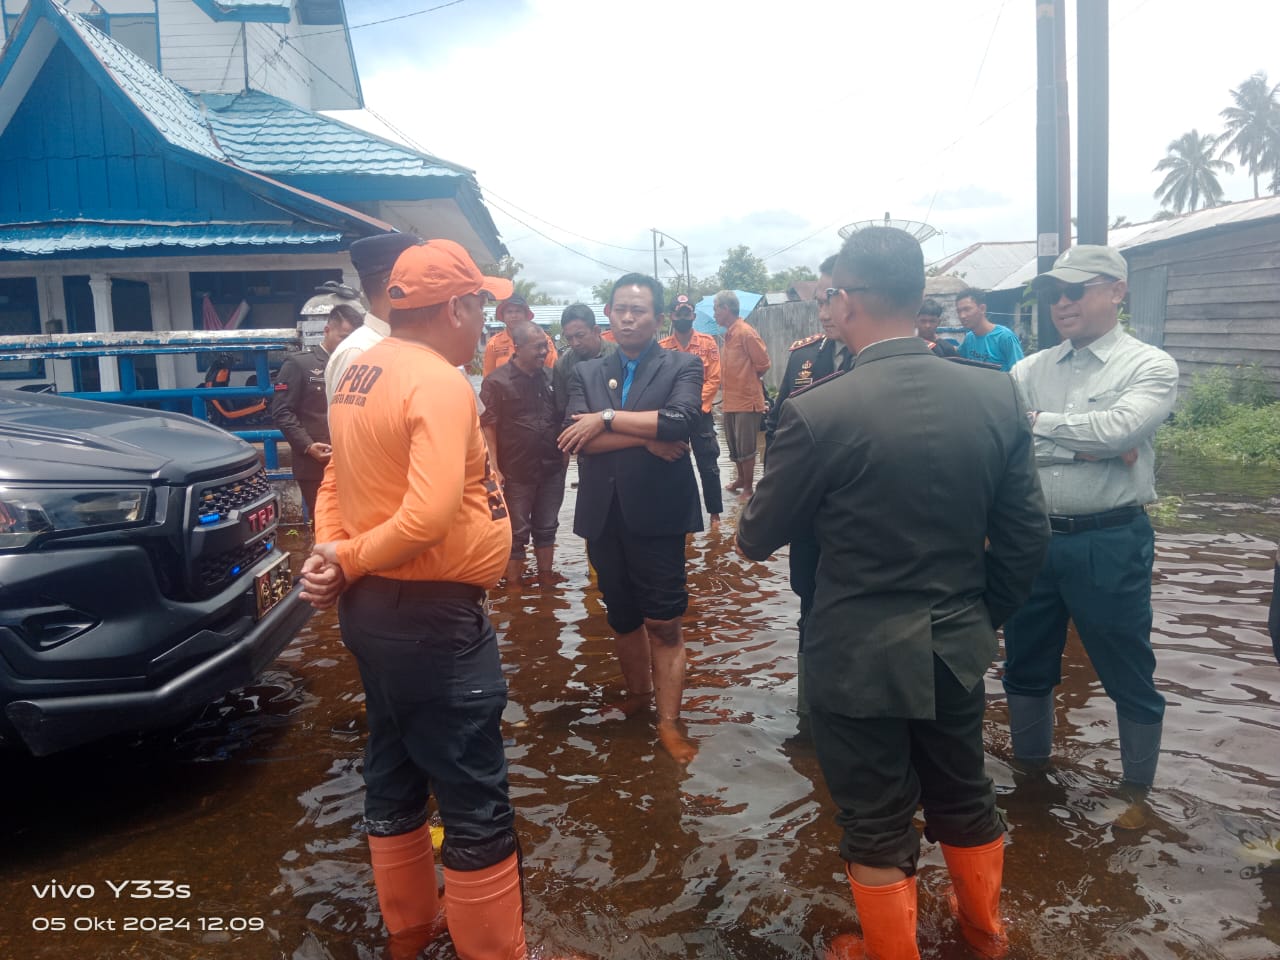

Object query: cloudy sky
[334,0,1280,301]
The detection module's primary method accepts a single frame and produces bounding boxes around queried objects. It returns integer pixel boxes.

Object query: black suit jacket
[738,337,1049,719]
[566,341,704,541]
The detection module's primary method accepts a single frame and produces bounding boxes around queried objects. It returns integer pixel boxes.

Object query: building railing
[0,329,301,476]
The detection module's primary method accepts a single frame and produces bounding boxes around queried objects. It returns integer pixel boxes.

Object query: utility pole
[1077,0,1109,245]
[1035,0,1070,349]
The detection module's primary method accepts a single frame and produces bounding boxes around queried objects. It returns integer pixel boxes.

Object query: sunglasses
[1038,278,1114,303]
[821,285,872,304]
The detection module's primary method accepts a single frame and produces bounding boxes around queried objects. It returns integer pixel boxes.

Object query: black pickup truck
[0,389,313,755]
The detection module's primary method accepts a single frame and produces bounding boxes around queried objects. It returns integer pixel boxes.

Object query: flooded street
[2,449,1278,960]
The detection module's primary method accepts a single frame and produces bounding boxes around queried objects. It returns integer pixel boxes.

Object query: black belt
[1048,505,1143,535]
[362,576,486,604]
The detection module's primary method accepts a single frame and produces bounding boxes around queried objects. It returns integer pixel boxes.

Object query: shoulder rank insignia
[789,333,824,351]
[790,368,845,398]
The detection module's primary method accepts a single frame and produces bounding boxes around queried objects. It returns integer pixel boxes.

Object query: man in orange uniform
[716,289,771,496]
[482,293,558,376]
[300,239,529,959]
[659,294,723,524]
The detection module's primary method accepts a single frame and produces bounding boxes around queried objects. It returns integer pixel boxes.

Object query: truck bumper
[4,587,314,756]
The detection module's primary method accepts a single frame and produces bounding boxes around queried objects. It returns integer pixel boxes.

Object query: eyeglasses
[1038,278,1114,303]
[821,286,872,305]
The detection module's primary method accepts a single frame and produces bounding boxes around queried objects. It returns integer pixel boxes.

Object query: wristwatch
[601,408,615,432]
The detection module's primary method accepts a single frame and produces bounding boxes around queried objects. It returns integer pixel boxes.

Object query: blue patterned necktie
[621,356,640,406]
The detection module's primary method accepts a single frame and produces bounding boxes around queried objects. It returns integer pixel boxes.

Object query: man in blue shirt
[956,287,1023,371]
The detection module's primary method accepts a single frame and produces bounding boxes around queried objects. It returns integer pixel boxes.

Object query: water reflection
[0,450,1277,958]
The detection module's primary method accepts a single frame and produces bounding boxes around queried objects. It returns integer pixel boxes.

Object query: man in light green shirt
[1003,244,1178,794]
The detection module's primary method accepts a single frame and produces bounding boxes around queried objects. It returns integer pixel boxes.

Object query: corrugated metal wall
[1128,220,1280,392]
[749,301,821,391]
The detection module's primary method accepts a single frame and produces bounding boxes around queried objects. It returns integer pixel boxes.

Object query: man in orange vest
[482,293,557,376]
[301,239,530,959]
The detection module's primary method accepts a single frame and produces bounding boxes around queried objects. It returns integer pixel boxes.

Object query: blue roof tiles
[200,91,468,179]
[60,7,224,161]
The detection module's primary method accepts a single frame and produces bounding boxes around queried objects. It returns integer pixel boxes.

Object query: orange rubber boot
[940,837,1009,959]
[443,852,528,960]
[826,868,920,960]
[368,824,443,936]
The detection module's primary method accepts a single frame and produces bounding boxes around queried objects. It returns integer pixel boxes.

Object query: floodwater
[2,448,1279,960]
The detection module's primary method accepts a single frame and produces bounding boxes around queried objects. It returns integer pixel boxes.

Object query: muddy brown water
[2,450,1278,960]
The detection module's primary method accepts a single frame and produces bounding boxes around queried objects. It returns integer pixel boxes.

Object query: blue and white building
[0,0,505,392]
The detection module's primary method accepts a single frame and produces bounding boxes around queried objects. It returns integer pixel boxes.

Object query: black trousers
[789,534,819,652]
[338,576,516,871]
[691,411,723,515]
[811,655,1003,874]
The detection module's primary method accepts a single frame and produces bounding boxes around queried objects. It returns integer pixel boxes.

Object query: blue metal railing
[0,329,302,475]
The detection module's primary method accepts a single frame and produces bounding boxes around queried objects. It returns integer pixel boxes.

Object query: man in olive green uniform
[738,227,1049,960]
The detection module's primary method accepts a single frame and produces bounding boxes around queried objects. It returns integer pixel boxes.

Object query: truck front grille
[198,539,273,592]
[195,469,271,523]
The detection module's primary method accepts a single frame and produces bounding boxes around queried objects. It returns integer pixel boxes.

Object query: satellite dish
[839,212,939,244]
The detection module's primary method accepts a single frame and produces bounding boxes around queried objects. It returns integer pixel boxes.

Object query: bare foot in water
[657,719,698,765]
[596,691,655,721]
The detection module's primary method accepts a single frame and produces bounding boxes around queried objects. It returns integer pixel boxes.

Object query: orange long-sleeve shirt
[315,337,511,588]
[482,327,558,377]
[721,317,770,413]
[659,330,721,413]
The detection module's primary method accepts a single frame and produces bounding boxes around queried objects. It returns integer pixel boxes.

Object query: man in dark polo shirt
[480,319,568,587]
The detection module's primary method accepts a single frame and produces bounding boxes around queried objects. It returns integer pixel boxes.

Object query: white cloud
[339,0,1280,297]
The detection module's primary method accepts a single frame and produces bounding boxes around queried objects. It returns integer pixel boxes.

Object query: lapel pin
[608,378,618,391]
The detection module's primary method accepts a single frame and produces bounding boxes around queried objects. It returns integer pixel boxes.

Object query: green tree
[717,244,769,293]
[768,265,818,291]
[1152,130,1234,213]
[478,256,553,305]
[1220,71,1280,199]
[590,278,615,303]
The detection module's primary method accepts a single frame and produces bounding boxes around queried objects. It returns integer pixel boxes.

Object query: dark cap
[349,233,422,277]
[498,294,534,320]
[671,294,694,315]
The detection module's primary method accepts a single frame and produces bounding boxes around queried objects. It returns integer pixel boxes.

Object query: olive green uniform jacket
[738,337,1050,719]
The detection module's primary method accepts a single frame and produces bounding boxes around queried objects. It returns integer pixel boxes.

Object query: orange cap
[386,239,515,308]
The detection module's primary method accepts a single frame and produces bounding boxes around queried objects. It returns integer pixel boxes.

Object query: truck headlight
[0,485,150,549]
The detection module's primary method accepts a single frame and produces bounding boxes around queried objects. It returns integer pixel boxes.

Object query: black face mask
[672,314,694,332]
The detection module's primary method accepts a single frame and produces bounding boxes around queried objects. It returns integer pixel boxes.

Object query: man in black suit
[738,228,1049,959]
[559,273,704,764]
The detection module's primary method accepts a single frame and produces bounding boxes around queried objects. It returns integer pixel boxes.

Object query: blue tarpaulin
[692,290,763,336]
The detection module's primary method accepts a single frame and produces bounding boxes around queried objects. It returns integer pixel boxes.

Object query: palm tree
[1220,71,1280,198]
[1152,130,1234,213]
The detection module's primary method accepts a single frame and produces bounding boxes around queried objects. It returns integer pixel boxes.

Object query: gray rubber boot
[1006,693,1054,764]
[1117,715,1162,789]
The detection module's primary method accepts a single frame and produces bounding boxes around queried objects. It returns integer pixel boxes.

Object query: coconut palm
[1220,71,1280,198]
[1152,130,1235,213]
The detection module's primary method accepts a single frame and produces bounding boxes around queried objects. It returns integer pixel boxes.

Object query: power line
[925,0,1009,224]
[485,198,634,274]
[481,189,653,253]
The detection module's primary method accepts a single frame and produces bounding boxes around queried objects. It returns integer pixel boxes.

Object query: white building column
[34,273,75,392]
[87,273,119,392]
[166,271,199,390]
[147,273,177,390]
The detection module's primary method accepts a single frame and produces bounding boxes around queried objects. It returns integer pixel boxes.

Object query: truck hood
[0,391,260,484]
